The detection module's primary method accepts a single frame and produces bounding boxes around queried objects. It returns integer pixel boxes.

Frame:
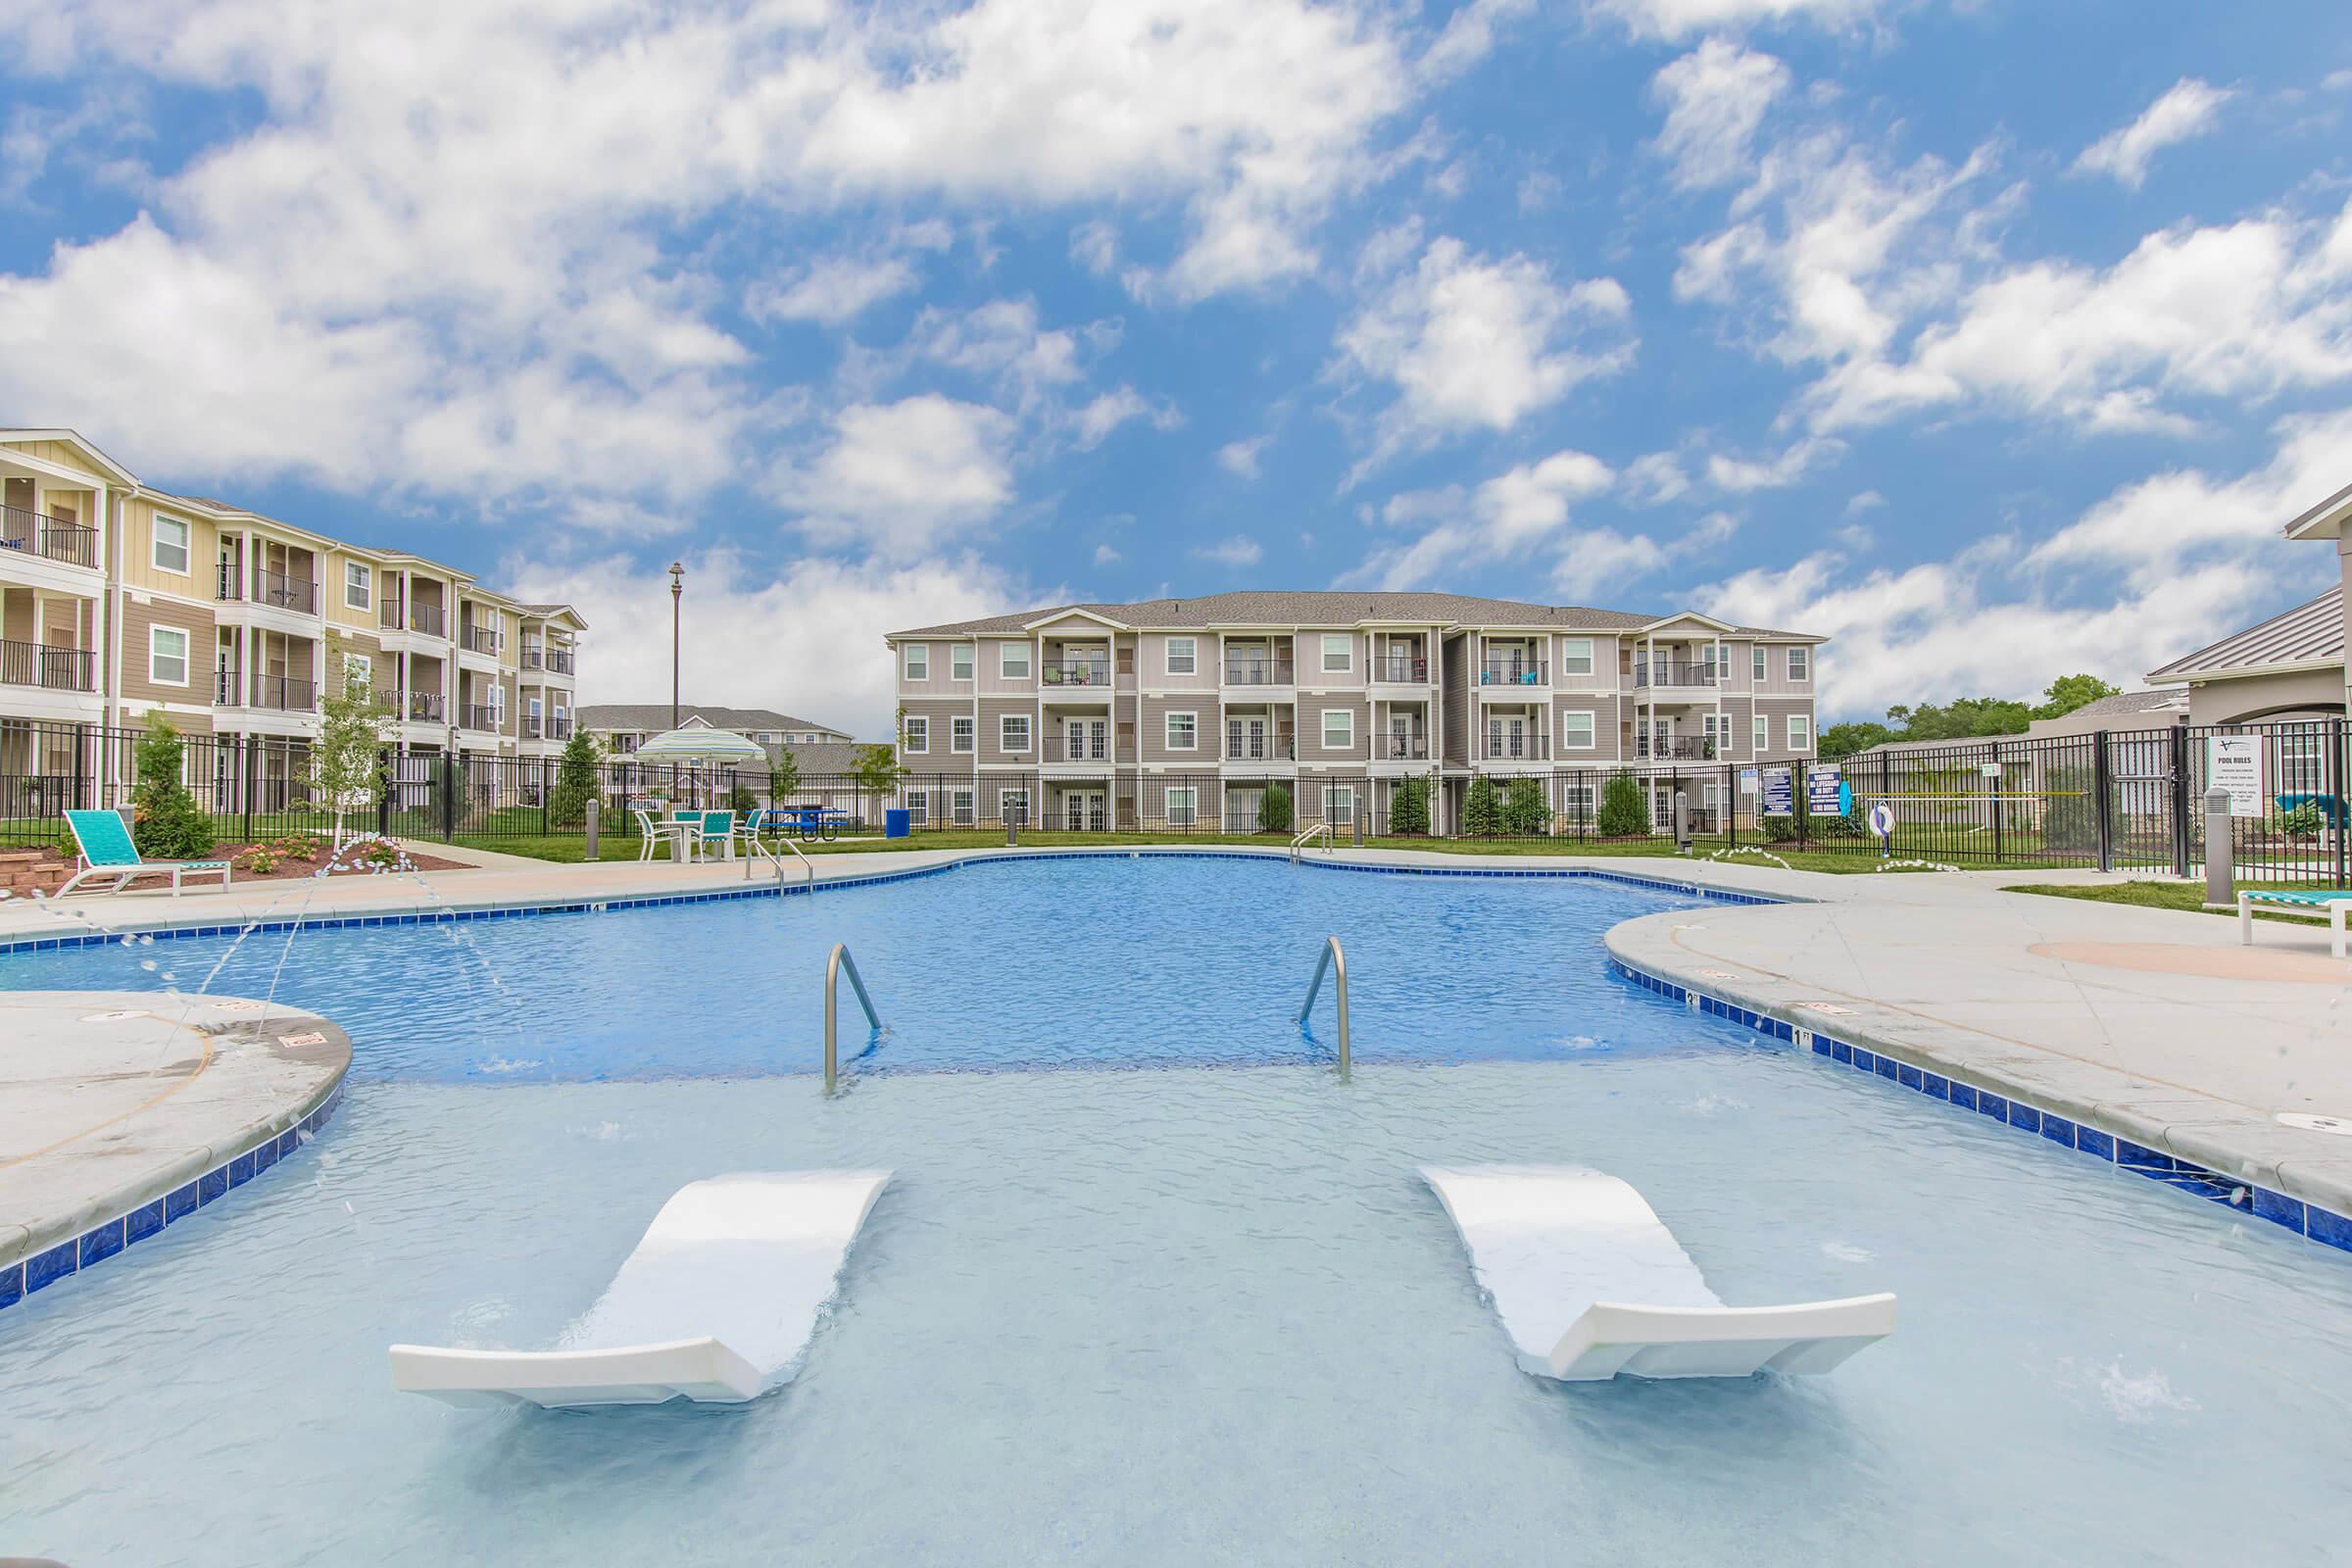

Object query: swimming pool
[5,856,2351,1564]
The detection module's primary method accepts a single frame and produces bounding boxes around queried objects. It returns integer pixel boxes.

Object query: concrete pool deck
[2,843,2349,1245]
[0,991,350,1298]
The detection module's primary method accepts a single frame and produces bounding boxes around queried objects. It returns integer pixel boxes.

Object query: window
[1321,633,1352,673]
[1564,784,1596,816]
[1001,642,1031,679]
[904,644,929,681]
[953,716,975,754]
[1000,789,1030,826]
[1788,714,1812,751]
[1752,646,1767,680]
[906,791,930,827]
[1702,780,1722,812]
[756,732,778,745]
[904,715,929,754]
[1559,638,1593,677]
[1165,787,1198,827]
[343,653,372,694]
[344,562,372,611]
[951,644,974,681]
[1754,714,1770,753]
[1166,636,1197,675]
[1166,711,1198,751]
[149,625,189,686]
[1788,647,1810,681]
[1559,710,1595,750]
[1321,709,1353,751]
[1000,713,1031,752]
[952,789,976,826]
[1325,784,1355,826]
[153,515,190,575]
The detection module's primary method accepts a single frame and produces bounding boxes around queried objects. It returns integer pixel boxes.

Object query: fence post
[2091,730,2114,873]
[242,733,257,845]
[377,746,393,839]
[2167,724,2191,880]
[2336,719,2348,894]
[441,752,458,843]
[73,721,88,813]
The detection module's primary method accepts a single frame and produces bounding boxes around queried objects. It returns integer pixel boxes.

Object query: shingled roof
[576,704,850,735]
[889,591,1820,640]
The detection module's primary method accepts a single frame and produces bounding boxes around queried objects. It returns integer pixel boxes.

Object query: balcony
[461,704,500,732]
[522,646,572,673]
[1478,659,1547,688]
[1482,733,1549,761]
[1636,735,1718,760]
[523,715,544,739]
[1224,733,1296,762]
[404,691,445,722]
[246,674,318,712]
[0,504,99,569]
[409,603,447,638]
[1047,735,1114,762]
[217,564,318,614]
[1376,733,1431,760]
[1634,661,1719,690]
[1371,655,1430,683]
[1223,658,1295,687]
[0,638,95,691]
[550,716,572,740]
[1039,660,1111,689]
[460,623,501,656]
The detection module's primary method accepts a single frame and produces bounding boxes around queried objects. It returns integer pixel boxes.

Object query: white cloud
[1217,436,1270,478]
[2073,78,2232,192]
[1069,220,1118,275]
[748,254,919,327]
[1588,0,1893,43]
[1704,434,1841,491]
[775,395,1015,554]
[1843,489,1885,515]
[1649,39,1790,191]
[1337,235,1635,474]
[1553,530,1670,597]
[1343,448,1615,588]
[1193,534,1263,566]
[1093,543,1121,564]
[1622,452,1692,505]
[1074,386,1182,448]
[503,548,1047,741]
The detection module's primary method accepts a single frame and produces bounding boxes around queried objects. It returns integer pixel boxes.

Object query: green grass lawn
[2002,879,2339,923]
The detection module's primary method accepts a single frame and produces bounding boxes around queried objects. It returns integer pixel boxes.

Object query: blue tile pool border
[1605,953,2352,1262]
[0,1076,346,1317]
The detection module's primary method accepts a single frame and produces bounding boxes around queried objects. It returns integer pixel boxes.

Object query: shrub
[1257,784,1293,834]
[2276,802,2325,839]
[1462,776,1502,836]
[238,844,281,874]
[1761,814,1796,843]
[728,784,759,816]
[131,713,218,859]
[547,729,602,827]
[274,831,323,861]
[1501,777,1549,836]
[1389,775,1432,837]
[1595,772,1648,837]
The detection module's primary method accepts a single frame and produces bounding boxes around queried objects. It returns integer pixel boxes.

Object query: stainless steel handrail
[1298,935,1350,1076]
[744,830,813,889]
[1290,822,1333,863]
[824,941,882,1095]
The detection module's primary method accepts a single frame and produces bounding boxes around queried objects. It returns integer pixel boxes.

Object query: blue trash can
[884,808,910,840]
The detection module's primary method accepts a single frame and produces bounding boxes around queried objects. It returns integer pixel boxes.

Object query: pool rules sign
[2206,735,2265,817]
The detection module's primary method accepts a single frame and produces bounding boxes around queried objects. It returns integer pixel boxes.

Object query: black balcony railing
[0,504,99,568]
[1634,661,1719,689]
[1483,733,1550,760]
[523,715,543,739]
[1047,735,1112,761]
[1377,733,1431,760]
[550,716,572,739]
[0,638,95,691]
[1372,655,1430,682]
[461,623,501,656]
[545,648,574,675]
[1478,659,1547,687]
[1224,659,1295,686]
[522,647,542,669]
[252,566,318,614]
[1224,734,1297,761]
[1637,735,1718,760]
[462,704,500,732]
[405,691,445,722]
[250,675,318,711]
[410,603,446,637]
[1040,660,1111,688]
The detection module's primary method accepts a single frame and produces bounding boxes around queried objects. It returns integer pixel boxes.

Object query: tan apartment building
[886,592,1824,834]
[1,427,584,804]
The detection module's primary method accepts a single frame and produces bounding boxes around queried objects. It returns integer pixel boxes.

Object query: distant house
[576,705,855,758]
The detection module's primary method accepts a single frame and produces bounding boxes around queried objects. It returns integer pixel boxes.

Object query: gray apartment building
[886,592,1824,834]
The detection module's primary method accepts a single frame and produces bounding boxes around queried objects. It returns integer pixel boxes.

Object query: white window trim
[1325,784,1355,825]
[1558,711,1595,750]
[1788,647,1811,681]
[999,789,1030,825]
[906,790,930,826]
[1753,714,1770,752]
[1751,646,1767,680]
[148,625,190,687]
[1320,633,1352,674]
[1320,708,1354,751]
[952,716,975,755]
[1164,786,1198,827]
[1165,710,1199,752]
[1000,713,1031,753]
[344,653,373,693]
[152,515,191,576]
[1559,638,1594,677]
[951,789,976,826]
[344,561,372,611]
[903,715,929,754]
[1788,714,1812,751]
[904,643,929,681]
[1165,636,1198,675]
[1000,642,1032,679]
[951,644,974,681]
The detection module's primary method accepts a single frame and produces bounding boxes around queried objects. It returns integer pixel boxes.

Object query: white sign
[1979,761,2002,779]
[2206,736,2266,818]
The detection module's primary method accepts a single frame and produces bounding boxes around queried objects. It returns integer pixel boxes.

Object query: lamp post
[668,561,684,730]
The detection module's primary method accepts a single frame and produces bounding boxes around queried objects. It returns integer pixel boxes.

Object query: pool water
[4,857,2351,1565]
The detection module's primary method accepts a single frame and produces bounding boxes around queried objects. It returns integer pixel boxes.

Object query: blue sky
[1,0,2348,737]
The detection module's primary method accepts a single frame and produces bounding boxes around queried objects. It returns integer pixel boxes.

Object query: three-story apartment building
[1,427,584,801]
[886,592,1823,834]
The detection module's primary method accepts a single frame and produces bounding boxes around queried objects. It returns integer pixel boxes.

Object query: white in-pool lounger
[389,1170,891,1408]
[1420,1164,1893,1382]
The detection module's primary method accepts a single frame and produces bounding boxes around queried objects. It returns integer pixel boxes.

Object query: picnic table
[759,806,848,842]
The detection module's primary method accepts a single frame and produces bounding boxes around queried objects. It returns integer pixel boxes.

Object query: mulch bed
[12,840,469,888]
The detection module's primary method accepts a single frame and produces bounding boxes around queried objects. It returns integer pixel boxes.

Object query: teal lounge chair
[2239,888,2352,960]
[60,809,232,897]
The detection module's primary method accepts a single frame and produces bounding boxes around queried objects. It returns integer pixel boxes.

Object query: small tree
[1256,783,1293,834]
[1462,776,1502,836]
[768,749,802,804]
[131,712,217,858]
[1501,777,1549,836]
[548,729,602,827]
[851,743,908,827]
[1390,774,1432,837]
[315,645,393,849]
[1595,771,1648,837]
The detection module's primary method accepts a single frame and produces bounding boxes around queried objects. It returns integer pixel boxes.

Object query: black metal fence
[5,718,2343,881]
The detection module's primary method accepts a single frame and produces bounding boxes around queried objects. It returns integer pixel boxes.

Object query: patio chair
[632,807,697,862]
[698,810,738,861]
[2239,888,2352,960]
[58,808,233,897]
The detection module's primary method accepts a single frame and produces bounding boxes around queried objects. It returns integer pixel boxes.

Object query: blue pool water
[6,855,2352,1565]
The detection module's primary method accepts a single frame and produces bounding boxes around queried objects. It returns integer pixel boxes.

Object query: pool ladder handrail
[1290,823,1334,862]
[824,941,882,1095]
[1298,935,1350,1076]
[745,832,813,889]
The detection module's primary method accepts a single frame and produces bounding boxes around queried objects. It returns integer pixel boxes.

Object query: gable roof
[2059,689,2190,719]
[575,703,850,735]
[2283,480,2352,541]
[2145,587,2343,684]
[890,591,1822,641]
